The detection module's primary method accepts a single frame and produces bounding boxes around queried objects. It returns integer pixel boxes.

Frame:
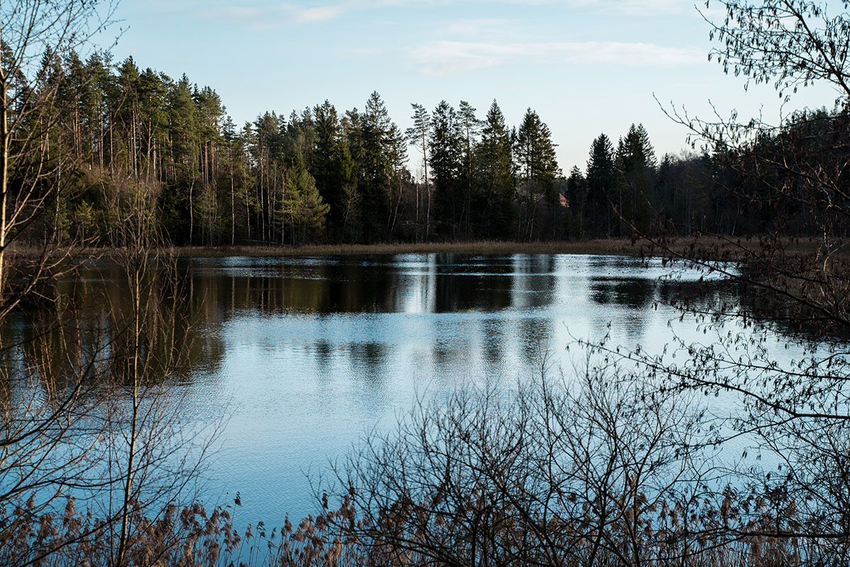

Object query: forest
[9,49,836,251]
[4,0,850,564]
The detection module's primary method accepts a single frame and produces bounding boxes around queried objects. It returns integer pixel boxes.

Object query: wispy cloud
[441,18,517,36]
[194,0,688,27]
[413,40,704,75]
[196,0,420,25]
[195,2,349,26]
[292,5,348,21]
[565,0,690,15]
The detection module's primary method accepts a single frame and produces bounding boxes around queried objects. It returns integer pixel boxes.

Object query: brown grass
[6,236,831,262]
[167,239,641,258]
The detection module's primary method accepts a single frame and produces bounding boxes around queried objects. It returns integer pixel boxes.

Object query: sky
[105,0,840,175]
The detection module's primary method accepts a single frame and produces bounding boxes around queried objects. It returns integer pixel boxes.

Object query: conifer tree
[386,122,409,239]
[616,123,656,234]
[279,144,329,245]
[515,109,559,240]
[457,101,479,238]
[359,92,397,242]
[475,100,514,239]
[138,68,168,183]
[429,100,463,238]
[83,52,111,171]
[405,103,430,240]
[566,166,588,237]
[117,57,141,179]
[166,75,198,243]
[586,133,617,236]
[312,100,343,236]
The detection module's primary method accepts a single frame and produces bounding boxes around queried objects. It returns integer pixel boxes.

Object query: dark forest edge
[5,46,847,253]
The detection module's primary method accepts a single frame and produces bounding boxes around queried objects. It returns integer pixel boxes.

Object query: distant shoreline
[168,239,642,258]
[9,237,827,261]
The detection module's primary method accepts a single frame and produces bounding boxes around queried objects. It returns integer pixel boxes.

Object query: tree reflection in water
[2,253,786,525]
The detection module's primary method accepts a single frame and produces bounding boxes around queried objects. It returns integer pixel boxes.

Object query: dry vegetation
[6,235,837,265]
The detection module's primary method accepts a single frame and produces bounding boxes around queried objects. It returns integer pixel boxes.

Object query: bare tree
[642,0,850,432]
[0,0,118,312]
[322,356,754,566]
[593,0,850,556]
[0,185,220,567]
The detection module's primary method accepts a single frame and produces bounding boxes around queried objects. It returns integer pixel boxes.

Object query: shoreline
[168,239,643,258]
[8,237,827,261]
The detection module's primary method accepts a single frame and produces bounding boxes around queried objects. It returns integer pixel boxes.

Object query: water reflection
[177,254,570,316]
[3,253,763,526]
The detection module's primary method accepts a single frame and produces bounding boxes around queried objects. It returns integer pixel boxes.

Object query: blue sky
[107,0,838,174]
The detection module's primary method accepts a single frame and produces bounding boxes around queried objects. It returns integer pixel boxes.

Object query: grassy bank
[167,239,642,258]
[8,236,829,262]
[124,236,836,261]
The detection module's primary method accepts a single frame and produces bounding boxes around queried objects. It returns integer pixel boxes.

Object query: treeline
[16,52,840,248]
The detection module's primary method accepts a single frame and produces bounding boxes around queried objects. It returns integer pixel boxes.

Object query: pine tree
[358,92,397,242]
[616,123,656,234]
[386,122,408,239]
[586,133,617,236]
[566,166,588,237]
[312,100,347,238]
[193,86,224,245]
[429,100,463,239]
[475,100,514,239]
[165,75,198,243]
[515,109,559,240]
[341,108,364,242]
[405,103,430,241]
[138,68,168,183]
[117,57,141,179]
[252,111,284,243]
[457,101,479,238]
[82,52,111,171]
[336,136,360,243]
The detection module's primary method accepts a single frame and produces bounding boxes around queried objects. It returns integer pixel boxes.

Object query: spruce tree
[457,101,479,239]
[616,123,656,234]
[515,109,558,240]
[359,92,396,242]
[312,100,345,238]
[566,166,588,237]
[475,100,514,239]
[429,100,463,238]
[165,75,198,243]
[586,133,617,237]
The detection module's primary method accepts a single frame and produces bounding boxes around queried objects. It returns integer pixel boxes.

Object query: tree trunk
[0,78,8,302]
[116,268,142,567]
[230,149,236,246]
[422,132,429,242]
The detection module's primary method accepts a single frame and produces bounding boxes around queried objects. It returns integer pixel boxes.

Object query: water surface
[7,253,768,525]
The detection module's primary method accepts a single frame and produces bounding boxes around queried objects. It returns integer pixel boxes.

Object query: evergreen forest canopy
[8,49,847,250]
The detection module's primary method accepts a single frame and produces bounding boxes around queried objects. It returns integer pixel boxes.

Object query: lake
[5,253,777,528]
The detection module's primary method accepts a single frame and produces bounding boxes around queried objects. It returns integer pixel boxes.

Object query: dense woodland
[12,50,838,249]
[6,0,850,564]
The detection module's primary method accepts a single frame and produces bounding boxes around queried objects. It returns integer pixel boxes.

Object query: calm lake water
[8,253,778,527]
